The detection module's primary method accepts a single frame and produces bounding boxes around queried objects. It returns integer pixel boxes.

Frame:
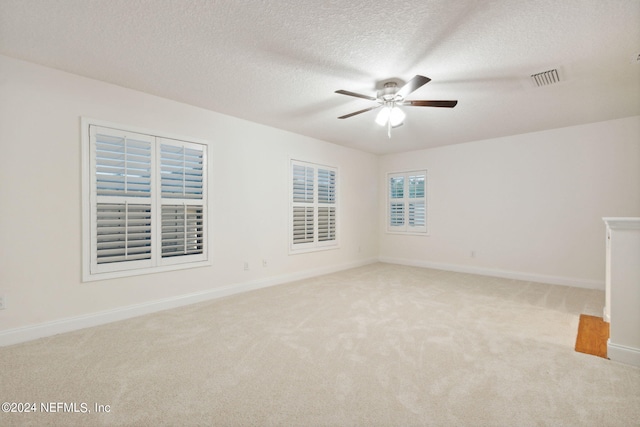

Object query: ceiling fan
[335,75,457,137]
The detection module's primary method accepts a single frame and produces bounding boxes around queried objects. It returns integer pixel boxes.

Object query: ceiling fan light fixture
[376,103,405,127]
[375,106,391,126]
[389,106,405,127]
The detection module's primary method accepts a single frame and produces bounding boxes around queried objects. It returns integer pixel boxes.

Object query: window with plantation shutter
[387,170,427,234]
[290,160,338,252]
[83,120,209,281]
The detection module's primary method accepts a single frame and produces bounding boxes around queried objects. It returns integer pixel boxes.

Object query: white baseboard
[378,256,604,290]
[608,340,640,368]
[0,258,376,347]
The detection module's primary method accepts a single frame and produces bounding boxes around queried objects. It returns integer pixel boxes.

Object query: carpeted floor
[1,263,639,426]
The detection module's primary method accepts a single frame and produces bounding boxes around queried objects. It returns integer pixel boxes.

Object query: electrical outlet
[0,295,5,310]
[243,262,249,271]
[470,250,476,258]
[262,259,268,268]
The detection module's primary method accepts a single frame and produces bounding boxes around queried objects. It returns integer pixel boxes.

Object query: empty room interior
[0,0,639,426]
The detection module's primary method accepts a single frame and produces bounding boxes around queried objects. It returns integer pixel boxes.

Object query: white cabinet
[603,217,640,367]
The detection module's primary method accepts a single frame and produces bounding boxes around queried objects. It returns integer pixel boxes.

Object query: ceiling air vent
[531,69,560,87]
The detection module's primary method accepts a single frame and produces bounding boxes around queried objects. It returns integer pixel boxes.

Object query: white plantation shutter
[390,176,404,199]
[408,201,426,227]
[292,206,314,244]
[291,161,316,249]
[408,175,425,198]
[390,203,405,227]
[160,143,204,199]
[408,174,426,229]
[90,126,155,274]
[96,203,152,264]
[387,171,427,233]
[292,164,314,203]
[317,168,336,244]
[317,169,336,203]
[159,139,206,263]
[85,122,208,279]
[389,176,405,228]
[290,160,338,252]
[95,131,152,197]
[161,205,204,257]
[318,207,336,241]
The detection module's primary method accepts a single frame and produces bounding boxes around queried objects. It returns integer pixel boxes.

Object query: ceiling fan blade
[403,100,458,108]
[396,75,431,99]
[335,89,377,101]
[338,105,381,119]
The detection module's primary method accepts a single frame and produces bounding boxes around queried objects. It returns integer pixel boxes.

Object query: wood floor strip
[575,314,609,359]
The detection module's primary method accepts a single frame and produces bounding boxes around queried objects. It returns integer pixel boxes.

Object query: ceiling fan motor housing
[380,82,401,101]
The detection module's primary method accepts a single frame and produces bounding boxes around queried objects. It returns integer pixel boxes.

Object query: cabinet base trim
[607,340,640,367]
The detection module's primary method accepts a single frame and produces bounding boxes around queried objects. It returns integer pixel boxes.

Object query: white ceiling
[1,0,638,154]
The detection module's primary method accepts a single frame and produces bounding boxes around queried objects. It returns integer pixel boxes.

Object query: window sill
[385,231,430,237]
[83,260,211,282]
[288,244,340,255]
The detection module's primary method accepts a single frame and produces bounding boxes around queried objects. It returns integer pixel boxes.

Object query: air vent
[531,69,560,87]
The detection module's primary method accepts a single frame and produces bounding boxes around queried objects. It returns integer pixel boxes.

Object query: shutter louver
[390,203,405,226]
[161,144,204,199]
[161,205,204,257]
[409,201,426,227]
[408,174,426,228]
[96,203,152,264]
[318,207,336,241]
[390,176,404,199]
[95,133,151,197]
[293,165,314,203]
[409,175,425,198]
[318,169,336,203]
[292,206,314,244]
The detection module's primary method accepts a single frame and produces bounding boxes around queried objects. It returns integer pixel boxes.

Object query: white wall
[1,53,638,344]
[0,55,378,339]
[379,116,640,289]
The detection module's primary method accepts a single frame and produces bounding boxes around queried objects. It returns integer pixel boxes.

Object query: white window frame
[289,159,339,253]
[82,118,210,281]
[386,170,428,235]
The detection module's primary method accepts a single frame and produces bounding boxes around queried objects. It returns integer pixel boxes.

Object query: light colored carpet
[1,263,638,426]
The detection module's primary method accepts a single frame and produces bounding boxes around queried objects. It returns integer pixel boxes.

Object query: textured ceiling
[1,0,639,154]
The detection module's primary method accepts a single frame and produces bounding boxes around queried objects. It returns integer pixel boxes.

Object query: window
[82,119,208,280]
[290,160,338,252]
[387,170,427,234]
